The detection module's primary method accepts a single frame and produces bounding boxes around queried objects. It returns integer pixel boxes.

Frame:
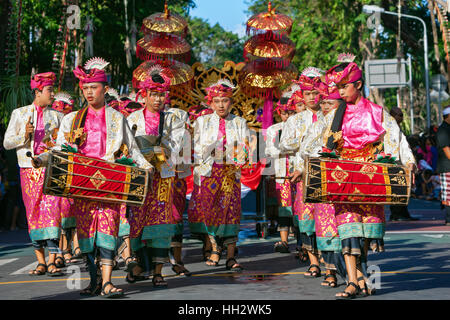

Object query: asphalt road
[0,199,449,300]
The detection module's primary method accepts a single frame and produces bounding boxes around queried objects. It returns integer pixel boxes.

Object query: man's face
[35,85,55,106]
[337,81,362,104]
[211,96,232,118]
[145,91,166,112]
[392,110,404,125]
[320,99,340,115]
[302,89,319,108]
[82,83,107,108]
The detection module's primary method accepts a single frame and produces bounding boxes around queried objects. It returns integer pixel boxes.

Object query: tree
[245,0,448,133]
[186,17,244,68]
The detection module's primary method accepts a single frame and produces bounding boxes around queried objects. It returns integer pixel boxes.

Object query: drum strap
[325,100,347,150]
[156,111,165,146]
[70,106,89,146]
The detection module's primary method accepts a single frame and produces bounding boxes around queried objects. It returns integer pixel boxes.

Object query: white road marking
[0,258,19,267]
[11,257,48,275]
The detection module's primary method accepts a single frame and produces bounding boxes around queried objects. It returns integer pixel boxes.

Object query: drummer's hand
[289,170,302,183]
[32,157,42,168]
[25,117,34,140]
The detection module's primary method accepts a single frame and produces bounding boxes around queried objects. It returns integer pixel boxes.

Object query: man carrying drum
[34,57,153,298]
[298,58,416,299]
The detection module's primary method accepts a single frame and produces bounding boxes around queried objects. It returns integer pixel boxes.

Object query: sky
[189,0,250,38]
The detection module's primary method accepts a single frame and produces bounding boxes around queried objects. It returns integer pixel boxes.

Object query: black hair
[151,74,165,84]
[334,62,364,89]
[126,101,143,110]
[280,97,290,105]
[334,62,350,73]
[104,93,117,104]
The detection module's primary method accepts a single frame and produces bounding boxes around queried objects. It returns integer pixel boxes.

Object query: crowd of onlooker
[407,126,442,202]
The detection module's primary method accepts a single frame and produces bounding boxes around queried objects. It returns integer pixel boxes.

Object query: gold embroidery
[348,187,365,202]
[330,165,348,186]
[157,177,173,202]
[360,164,378,180]
[90,170,107,190]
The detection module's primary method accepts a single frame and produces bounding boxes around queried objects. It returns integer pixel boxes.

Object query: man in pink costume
[4,72,65,276]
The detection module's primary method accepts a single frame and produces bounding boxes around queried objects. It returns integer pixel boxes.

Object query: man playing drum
[34,57,153,298]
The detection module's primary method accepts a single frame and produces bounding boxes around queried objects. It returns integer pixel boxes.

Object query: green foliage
[0,75,33,127]
[187,17,244,68]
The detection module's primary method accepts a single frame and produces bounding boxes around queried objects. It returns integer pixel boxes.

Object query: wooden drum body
[43,151,149,206]
[303,157,411,205]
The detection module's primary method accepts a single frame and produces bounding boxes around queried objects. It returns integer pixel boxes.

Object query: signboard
[364,59,409,89]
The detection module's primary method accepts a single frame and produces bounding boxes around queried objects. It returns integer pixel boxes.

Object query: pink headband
[30,72,56,90]
[205,84,233,105]
[275,98,296,115]
[73,66,108,88]
[326,62,362,85]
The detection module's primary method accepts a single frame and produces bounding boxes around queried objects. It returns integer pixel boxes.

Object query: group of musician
[3,52,416,299]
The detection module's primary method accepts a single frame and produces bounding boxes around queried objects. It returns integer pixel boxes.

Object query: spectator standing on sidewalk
[389,107,418,221]
[436,106,450,225]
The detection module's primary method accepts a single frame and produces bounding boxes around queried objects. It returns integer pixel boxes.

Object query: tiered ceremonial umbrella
[133,1,193,91]
[239,1,297,130]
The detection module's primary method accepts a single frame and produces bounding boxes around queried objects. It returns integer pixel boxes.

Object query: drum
[303,157,411,205]
[43,151,149,206]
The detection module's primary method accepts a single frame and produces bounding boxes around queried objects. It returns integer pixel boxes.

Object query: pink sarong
[20,168,61,241]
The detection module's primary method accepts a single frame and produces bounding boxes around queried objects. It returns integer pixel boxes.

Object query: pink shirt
[217,117,227,145]
[33,104,46,155]
[341,97,385,150]
[79,106,107,159]
[144,108,160,136]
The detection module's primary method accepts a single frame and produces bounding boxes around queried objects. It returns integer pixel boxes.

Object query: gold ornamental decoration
[246,1,292,36]
[132,59,194,89]
[169,61,265,131]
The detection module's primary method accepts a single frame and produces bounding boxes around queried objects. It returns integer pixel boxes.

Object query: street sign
[364,59,409,89]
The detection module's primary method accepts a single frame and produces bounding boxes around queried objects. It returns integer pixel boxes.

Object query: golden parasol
[141,2,188,36]
[246,1,293,38]
[132,59,194,89]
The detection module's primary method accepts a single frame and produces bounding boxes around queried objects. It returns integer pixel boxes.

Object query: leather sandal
[321,274,338,288]
[152,274,168,288]
[46,263,64,277]
[54,256,65,268]
[274,241,290,253]
[100,281,124,298]
[72,247,83,260]
[206,250,221,267]
[336,282,360,300]
[304,264,321,278]
[225,258,243,272]
[80,277,102,296]
[357,276,375,296]
[29,263,47,276]
[172,262,192,277]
